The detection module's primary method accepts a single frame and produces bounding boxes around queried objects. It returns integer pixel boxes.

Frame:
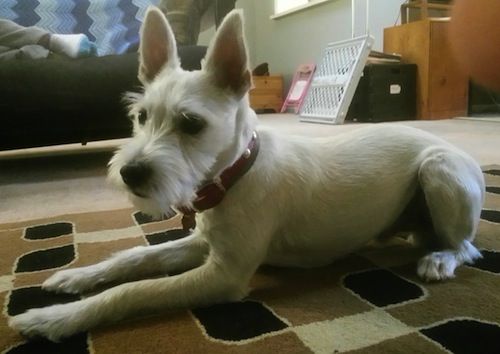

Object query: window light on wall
[275,0,309,14]
[273,0,335,19]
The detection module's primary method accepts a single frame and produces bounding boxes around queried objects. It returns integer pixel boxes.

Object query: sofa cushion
[0,45,207,150]
[0,0,155,56]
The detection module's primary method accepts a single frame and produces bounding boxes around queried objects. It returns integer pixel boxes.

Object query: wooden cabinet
[384,19,468,119]
[249,76,283,113]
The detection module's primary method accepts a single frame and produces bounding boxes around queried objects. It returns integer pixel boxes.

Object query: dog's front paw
[43,268,97,294]
[9,305,79,342]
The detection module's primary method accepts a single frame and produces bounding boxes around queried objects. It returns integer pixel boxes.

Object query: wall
[247,0,353,89]
[200,0,405,91]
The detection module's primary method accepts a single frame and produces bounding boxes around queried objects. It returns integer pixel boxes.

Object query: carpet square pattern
[1,167,499,353]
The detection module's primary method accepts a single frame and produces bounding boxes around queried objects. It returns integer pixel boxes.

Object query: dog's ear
[204,10,252,97]
[139,6,179,84]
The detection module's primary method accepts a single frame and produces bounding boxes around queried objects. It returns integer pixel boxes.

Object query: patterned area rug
[1,167,500,354]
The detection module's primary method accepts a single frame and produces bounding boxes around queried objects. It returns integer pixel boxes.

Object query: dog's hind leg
[43,233,208,294]
[416,148,485,281]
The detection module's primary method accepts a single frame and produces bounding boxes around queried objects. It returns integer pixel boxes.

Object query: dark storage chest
[347,63,417,122]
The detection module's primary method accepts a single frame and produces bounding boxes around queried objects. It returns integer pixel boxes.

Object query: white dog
[10,7,485,342]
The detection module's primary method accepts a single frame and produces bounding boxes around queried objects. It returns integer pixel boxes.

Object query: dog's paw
[417,251,457,281]
[43,268,97,294]
[9,306,78,342]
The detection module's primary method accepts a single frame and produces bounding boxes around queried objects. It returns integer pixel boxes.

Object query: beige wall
[200,0,405,91]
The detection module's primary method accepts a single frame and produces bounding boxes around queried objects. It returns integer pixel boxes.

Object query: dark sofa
[0,46,206,151]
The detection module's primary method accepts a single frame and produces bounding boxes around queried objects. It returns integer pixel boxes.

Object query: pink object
[281,63,316,113]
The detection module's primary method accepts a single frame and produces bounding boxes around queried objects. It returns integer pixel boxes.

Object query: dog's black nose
[120,162,151,188]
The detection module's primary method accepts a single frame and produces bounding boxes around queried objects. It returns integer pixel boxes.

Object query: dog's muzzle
[120,162,152,197]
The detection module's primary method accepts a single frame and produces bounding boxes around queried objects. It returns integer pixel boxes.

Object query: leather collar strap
[178,131,260,229]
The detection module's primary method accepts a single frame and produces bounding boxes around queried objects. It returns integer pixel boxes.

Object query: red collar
[178,131,260,229]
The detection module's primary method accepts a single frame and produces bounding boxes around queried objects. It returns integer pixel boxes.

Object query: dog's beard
[128,191,185,220]
[108,133,216,219]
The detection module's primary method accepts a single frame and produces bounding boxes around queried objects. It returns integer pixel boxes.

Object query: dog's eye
[138,110,148,125]
[178,112,206,135]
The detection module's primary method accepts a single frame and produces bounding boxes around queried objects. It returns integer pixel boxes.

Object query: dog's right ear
[139,7,179,84]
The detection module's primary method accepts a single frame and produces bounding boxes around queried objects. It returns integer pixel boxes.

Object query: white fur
[9,7,485,341]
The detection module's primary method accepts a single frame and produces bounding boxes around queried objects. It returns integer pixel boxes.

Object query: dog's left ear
[139,6,180,84]
[204,10,252,97]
